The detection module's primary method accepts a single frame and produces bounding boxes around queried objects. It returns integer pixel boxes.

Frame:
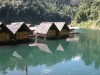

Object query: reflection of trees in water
[0,39,78,74]
[26,40,77,67]
[0,46,14,74]
[0,44,32,74]
[0,31,100,74]
[76,30,100,69]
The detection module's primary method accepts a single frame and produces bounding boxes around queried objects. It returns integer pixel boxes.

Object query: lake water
[0,29,100,75]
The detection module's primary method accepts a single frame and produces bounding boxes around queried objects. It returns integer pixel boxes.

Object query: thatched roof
[34,25,39,27]
[0,22,4,26]
[0,22,2,30]
[26,24,32,27]
[29,27,37,31]
[6,22,25,34]
[54,22,67,31]
[34,22,54,34]
[0,22,2,25]
[0,23,11,32]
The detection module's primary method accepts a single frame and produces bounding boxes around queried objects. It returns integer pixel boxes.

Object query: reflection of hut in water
[26,40,76,66]
[0,47,14,63]
[0,23,12,43]
[57,44,64,51]
[54,22,70,37]
[0,44,33,74]
[34,22,59,39]
[6,22,31,42]
[42,40,59,52]
[43,40,69,52]
[12,44,33,60]
[36,43,52,54]
[0,46,15,74]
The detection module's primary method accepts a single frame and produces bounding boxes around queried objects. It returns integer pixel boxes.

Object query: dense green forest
[0,0,100,26]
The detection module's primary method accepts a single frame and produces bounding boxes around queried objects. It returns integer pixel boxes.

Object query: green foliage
[0,0,99,26]
[96,17,100,26]
[77,20,95,28]
[75,0,100,24]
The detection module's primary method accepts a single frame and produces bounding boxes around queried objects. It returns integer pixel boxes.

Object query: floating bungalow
[34,22,71,39]
[0,21,80,45]
[54,22,70,37]
[6,22,31,43]
[34,22,59,39]
[0,23,12,43]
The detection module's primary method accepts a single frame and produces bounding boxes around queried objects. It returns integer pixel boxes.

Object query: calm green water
[0,29,100,75]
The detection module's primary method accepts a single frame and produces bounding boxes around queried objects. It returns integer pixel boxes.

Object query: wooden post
[25,64,28,75]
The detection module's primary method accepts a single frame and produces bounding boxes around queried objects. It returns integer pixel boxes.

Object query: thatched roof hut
[5,22,31,42]
[0,23,11,32]
[6,22,30,34]
[0,22,6,30]
[34,22,60,38]
[34,22,54,34]
[0,23,13,43]
[54,22,70,37]
[0,22,4,29]
[54,22,69,31]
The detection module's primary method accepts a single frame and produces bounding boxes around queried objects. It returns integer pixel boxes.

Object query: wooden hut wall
[0,32,10,42]
[47,30,55,37]
[16,31,29,40]
[60,24,69,36]
[0,24,11,42]
[15,24,30,40]
[60,30,67,36]
[46,24,59,38]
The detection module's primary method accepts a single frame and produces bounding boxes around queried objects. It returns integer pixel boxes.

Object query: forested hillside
[0,0,100,26]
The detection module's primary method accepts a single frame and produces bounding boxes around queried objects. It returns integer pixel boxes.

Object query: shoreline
[72,20,100,30]
[78,25,100,30]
